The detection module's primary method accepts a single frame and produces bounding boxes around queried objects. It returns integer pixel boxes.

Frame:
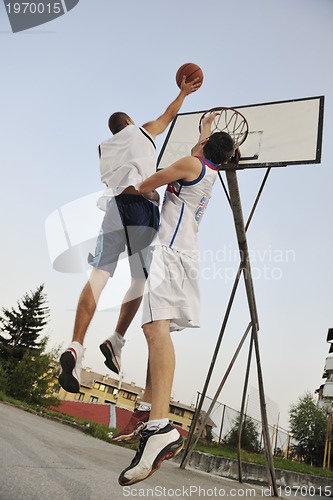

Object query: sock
[69,341,84,354]
[111,331,125,346]
[137,402,151,412]
[146,418,169,431]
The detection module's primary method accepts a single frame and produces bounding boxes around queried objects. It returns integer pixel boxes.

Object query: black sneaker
[58,343,84,393]
[99,336,123,374]
[118,424,183,486]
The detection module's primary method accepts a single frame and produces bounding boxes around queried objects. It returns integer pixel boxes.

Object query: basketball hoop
[199,107,249,148]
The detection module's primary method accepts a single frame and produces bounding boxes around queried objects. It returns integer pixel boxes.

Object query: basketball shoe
[58,341,84,393]
[118,424,184,486]
[99,333,125,374]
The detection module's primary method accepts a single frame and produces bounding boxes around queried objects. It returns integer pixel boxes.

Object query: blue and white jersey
[156,157,218,257]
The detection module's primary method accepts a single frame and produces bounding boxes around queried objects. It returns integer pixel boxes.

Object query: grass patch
[196,442,333,479]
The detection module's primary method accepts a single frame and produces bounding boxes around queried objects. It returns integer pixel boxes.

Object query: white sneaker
[58,341,84,393]
[99,334,125,374]
[118,424,183,486]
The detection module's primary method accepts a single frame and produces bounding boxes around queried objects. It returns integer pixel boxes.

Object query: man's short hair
[203,132,235,165]
[108,112,132,134]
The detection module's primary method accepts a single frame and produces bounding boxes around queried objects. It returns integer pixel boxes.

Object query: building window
[122,391,137,401]
[169,406,185,417]
[89,396,98,403]
[94,382,106,392]
[171,420,183,427]
[107,386,115,394]
[105,400,115,405]
[75,392,85,401]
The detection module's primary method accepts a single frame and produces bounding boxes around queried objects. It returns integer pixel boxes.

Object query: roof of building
[80,369,195,409]
[169,400,196,412]
[80,369,145,396]
[199,410,216,429]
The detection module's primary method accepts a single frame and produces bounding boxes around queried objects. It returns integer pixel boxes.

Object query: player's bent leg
[99,277,145,374]
[118,321,180,486]
[143,320,174,420]
[59,268,109,393]
[116,277,146,334]
[73,268,110,344]
[112,363,153,442]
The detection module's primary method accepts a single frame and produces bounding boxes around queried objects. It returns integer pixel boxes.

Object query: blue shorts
[88,194,159,278]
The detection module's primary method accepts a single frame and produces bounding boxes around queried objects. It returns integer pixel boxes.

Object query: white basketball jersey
[156,157,219,257]
[97,124,156,211]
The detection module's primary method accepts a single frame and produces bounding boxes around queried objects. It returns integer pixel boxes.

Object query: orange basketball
[176,63,204,88]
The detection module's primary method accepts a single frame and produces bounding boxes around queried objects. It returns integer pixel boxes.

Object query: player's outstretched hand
[200,110,219,129]
[180,75,202,95]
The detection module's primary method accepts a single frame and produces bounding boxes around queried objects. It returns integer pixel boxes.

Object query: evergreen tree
[0,284,49,365]
[289,391,327,466]
[0,285,58,406]
[0,363,8,393]
[8,339,59,405]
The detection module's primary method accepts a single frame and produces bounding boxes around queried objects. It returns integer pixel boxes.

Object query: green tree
[0,285,58,406]
[0,284,49,365]
[0,363,8,393]
[226,414,261,453]
[8,341,59,406]
[289,391,327,466]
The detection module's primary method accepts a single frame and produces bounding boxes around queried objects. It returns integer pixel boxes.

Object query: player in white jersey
[118,114,236,486]
[58,77,201,394]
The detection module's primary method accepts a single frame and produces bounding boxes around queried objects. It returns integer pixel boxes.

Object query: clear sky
[1,0,332,430]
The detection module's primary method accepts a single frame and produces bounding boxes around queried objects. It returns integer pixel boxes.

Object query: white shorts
[142,245,200,332]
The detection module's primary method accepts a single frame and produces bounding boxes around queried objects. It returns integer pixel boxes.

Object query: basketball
[176,63,204,88]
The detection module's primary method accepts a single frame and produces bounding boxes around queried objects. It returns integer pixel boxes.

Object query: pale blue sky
[1,0,332,429]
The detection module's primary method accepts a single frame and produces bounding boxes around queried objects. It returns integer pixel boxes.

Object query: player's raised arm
[191,111,218,156]
[138,156,202,194]
[143,77,201,139]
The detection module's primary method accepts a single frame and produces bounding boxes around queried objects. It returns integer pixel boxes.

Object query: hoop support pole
[226,169,278,496]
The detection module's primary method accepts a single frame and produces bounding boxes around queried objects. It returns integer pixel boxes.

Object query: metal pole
[323,412,330,469]
[180,264,242,468]
[328,412,332,469]
[274,413,280,456]
[219,404,226,444]
[180,323,252,469]
[285,432,290,459]
[225,169,278,496]
[237,333,254,483]
[245,168,271,232]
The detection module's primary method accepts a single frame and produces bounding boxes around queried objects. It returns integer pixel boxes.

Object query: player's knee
[129,276,146,292]
[89,268,110,288]
[143,322,154,339]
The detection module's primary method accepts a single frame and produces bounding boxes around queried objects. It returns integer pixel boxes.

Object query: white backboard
[158,96,324,169]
